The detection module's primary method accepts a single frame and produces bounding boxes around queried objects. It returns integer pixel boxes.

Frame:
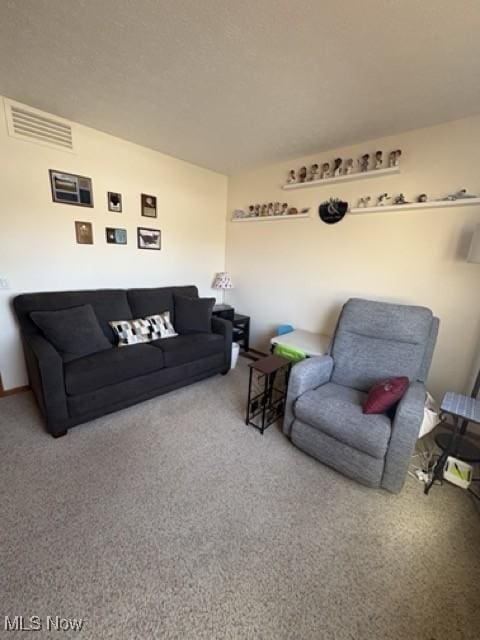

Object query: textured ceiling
[1,0,480,174]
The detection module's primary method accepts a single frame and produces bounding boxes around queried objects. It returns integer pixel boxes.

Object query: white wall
[226,116,480,398]
[0,97,228,389]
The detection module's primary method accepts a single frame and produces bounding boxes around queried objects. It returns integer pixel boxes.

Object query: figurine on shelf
[299,207,311,214]
[281,202,289,215]
[417,194,428,203]
[388,149,402,167]
[288,207,298,215]
[358,154,370,172]
[254,204,261,217]
[333,158,342,177]
[273,202,281,215]
[287,169,296,184]
[344,158,354,174]
[321,162,331,179]
[310,163,320,181]
[267,202,274,216]
[299,166,308,183]
[357,197,371,208]
[260,204,267,216]
[377,193,391,206]
[393,193,408,205]
[232,209,245,219]
[248,205,255,217]
[441,188,479,201]
[374,151,383,170]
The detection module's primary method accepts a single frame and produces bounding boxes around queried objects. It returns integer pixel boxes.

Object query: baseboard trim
[0,376,30,397]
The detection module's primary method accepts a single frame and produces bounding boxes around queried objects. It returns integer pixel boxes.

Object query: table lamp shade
[212,272,234,289]
[467,224,480,263]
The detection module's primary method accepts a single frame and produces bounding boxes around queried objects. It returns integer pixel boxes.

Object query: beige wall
[226,116,480,397]
[0,97,228,390]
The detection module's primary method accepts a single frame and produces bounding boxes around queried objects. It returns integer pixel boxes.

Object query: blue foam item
[277,324,294,336]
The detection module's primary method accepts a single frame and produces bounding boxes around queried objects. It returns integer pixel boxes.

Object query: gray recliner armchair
[283,298,439,493]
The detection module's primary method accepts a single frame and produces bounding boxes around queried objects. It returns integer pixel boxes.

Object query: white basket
[231,342,240,369]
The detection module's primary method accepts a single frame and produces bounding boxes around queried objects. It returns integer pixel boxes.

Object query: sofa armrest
[283,355,334,436]
[382,381,426,493]
[211,316,233,371]
[23,333,69,435]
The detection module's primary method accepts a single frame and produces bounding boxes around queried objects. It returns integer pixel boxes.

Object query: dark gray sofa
[13,286,232,437]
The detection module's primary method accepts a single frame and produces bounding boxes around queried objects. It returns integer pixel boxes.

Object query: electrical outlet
[0,278,10,290]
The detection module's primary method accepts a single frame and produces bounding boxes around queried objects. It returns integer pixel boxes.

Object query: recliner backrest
[330,298,439,391]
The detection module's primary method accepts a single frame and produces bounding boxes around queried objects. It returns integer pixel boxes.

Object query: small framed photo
[106,227,127,244]
[137,227,161,250]
[50,170,93,207]
[141,193,157,218]
[75,221,93,244]
[107,192,122,212]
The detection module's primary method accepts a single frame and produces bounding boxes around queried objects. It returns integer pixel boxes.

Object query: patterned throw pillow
[109,318,161,347]
[146,312,178,339]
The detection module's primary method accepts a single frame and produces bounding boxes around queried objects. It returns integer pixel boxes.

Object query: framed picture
[75,221,93,244]
[106,227,127,244]
[50,170,93,207]
[137,227,161,250]
[141,193,157,218]
[107,191,122,212]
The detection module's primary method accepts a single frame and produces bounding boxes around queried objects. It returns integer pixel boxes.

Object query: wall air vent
[4,98,74,152]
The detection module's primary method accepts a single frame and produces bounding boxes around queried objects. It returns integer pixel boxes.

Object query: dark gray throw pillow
[30,304,112,362]
[174,295,215,334]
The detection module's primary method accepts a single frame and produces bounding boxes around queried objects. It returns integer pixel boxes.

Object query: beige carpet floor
[1,359,479,640]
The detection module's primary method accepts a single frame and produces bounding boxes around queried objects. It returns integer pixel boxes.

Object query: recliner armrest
[23,333,69,435]
[382,381,426,493]
[283,355,334,437]
[211,316,233,370]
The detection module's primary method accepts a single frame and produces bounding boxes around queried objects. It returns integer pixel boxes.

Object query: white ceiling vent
[4,98,74,152]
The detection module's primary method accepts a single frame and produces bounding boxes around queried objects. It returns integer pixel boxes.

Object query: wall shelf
[282,166,400,190]
[231,213,311,222]
[350,197,480,215]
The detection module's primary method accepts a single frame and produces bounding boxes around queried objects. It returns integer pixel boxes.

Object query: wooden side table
[233,314,250,352]
[246,354,291,434]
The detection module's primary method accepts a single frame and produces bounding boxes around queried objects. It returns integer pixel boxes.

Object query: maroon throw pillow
[363,377,409,415]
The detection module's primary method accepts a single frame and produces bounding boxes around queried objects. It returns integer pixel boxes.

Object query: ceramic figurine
[344,158,354,174]
[358,154,370,172]
[273,202,281,215]
[417,194,428,203]
[357,197,371,208]
[299,207,311,214]
[388,149,402,167]
[233,209,245,219]
[299,166,307,183]
[377,193,390,206]
[442,188,479,201]
[248,205,255,217]
[310,163,320,181]
[287,169,296,184]
[393,193,408,205]
[333,158,342,177]
[321,162,331,179]
[254,204,260,217]
[374,151,383,169]
[281,202,288,215]
[288,207,298,215]
[261,204,267,216]
[267,202,274,216]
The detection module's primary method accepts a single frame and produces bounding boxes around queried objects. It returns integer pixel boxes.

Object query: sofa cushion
[151,333,224,367]
[14,289,132,343]
[174,295,215,334]
[31,304,112,363]
[64,344,165,395]
[109,317,161,346]
[127,286,198,324]
[294,382,391,459]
